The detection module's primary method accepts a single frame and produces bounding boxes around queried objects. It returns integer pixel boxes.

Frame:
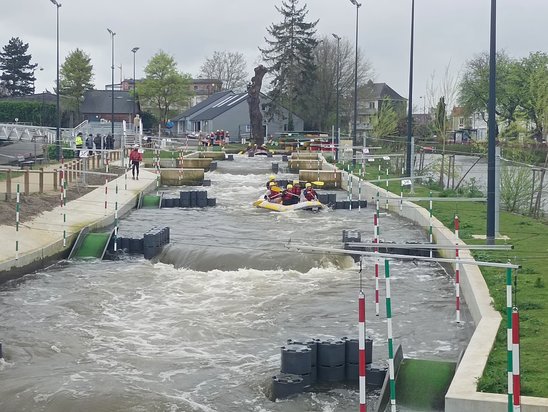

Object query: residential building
[172,91,304,142]
[450,106,488,142]
[80,90,137,125]
[356,80,407,139]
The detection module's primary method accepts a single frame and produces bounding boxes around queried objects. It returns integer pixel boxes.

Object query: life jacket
[304,188,317,201]
[129,150,142,162]
[267,187,282,201]
[291,185,301,196]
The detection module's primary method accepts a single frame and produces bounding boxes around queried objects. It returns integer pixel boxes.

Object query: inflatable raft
[253,198,325,212]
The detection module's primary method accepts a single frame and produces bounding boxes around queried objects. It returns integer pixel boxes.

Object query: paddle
[312,181,324,187]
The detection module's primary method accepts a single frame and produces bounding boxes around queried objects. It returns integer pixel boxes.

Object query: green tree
[137,51,192,125]
[370,97,398,138]
[0,37,38,96]
[459,51,522,131]
[520,52,548,141]
[59,48,94,116]
[199,51,249,92]
[260,0,318,131]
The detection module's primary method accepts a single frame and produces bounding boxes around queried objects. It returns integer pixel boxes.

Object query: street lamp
[349,0,361,167]
[131,47,139,122]
[107,28,116,138]
[486,0,497,243]
[406,0,415,177]
[332,33,341,163]
[50,0,61,160]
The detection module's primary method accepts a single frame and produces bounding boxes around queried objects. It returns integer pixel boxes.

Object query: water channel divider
[68,226,113,260]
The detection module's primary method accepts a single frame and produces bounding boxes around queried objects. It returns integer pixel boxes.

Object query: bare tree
[247,65,268,146]
[307,35,373,131]
[199,51,249,92]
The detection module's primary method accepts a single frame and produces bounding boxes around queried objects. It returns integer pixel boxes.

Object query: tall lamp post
[486,0,497,243]
[349,0,361,167]
[50,0,61,160]
[332,33,341,163]
[107,28,116,138]
[406,0,415,177]
[131,47,139,122]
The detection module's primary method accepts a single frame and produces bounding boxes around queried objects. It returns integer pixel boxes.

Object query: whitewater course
[0,151,547,411]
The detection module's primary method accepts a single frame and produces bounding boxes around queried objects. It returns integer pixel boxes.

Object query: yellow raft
[253,198,325,212]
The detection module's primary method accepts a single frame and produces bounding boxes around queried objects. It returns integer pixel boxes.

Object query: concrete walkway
[0,168,158,281]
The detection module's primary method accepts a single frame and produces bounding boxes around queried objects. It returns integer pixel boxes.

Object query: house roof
[172,90,234,121]
[80,90,134,114]
[0,92,61,104]
[191,93,248,121]
[362,80,406,102]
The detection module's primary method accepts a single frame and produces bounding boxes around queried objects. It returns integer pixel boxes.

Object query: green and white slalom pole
[455,215,460,323]
[507,268,513,412]
[114,183,118,252]
[15,183,20,260]
[385,259,396,412]
[374,212,380,316]
[429,191,433,258]
[348,165,352,211]
[358,178,362,212]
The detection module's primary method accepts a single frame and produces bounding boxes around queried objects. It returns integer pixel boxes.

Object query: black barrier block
[226,154,234,161]
[210,162,217,171]
[202,180,211,186]
[130,238,143,254]
[0,342,3,359]
[143,233,154,248]
[317,193,329,204]
[287,339,319,366]
[345,362,359,382]
[180,191,190,207]
[248,152,254,157]
[351,200,360,209]
[311,364,317,384]
[161,198,168,208]
[281,344,312,375]
[190,191,197,207]
[318,339,345,367]
[164,227,170,244]
[367,365,388,388]
[282,155,288,162]
[338,200,350,210]
[267,152,273,158]
[343,337,373,365]
[271,374,304,400]
[328,193,337,206]
[272,163,279,173]
[317,364,345,383]
[207,198,216,207]
[360,200,368,208]
[121,237,130,251]
[196,191,208,208]
[342,230,362,243]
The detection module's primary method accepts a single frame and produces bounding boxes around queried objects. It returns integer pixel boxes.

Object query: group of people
[264,175,318,205]
[75,132,115,157]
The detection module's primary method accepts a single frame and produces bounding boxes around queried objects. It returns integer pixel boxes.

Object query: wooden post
[39,167,44,193]
[6,169,12,200]
[54,169,58,191]
[24,167,30,195]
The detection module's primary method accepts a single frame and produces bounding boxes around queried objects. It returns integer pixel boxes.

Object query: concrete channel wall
[323,161,548,411]
[0,170,158,282]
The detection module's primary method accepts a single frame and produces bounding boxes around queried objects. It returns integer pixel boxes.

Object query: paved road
[0,140,45,165]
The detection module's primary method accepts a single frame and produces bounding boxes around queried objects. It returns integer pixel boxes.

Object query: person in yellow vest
[75,132,83,157]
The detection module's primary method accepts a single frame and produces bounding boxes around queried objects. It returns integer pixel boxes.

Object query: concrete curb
[321,160,548,411]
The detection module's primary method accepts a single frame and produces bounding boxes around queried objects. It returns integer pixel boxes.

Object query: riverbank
[0,168,158,282]
[335,157,548,405]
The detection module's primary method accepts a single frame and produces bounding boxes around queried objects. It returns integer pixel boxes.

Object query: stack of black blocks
[160,191,216,208]
[143,227,170,259]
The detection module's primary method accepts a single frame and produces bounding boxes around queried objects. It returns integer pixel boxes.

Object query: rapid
[0,155,473,411]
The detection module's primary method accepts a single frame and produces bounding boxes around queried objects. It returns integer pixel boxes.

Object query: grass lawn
[343,160,548,398]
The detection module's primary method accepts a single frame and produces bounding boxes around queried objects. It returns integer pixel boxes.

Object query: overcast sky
[2,0,547,112]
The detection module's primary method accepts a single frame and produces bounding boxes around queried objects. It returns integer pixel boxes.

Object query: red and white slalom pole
[359,290,367,412]
[512,307,521,412]
[374,212,380,316]
[454,214,460,239]
[15,183,20,260]
[104,177,108,215]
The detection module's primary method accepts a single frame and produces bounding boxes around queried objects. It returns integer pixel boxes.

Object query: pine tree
[60,49,95,114]
[0,37,37,96]
[260,0,318,131]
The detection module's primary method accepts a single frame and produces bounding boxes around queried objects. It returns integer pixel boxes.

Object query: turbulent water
[0,155,473,411]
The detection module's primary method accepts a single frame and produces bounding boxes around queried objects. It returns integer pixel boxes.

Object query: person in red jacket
[291,180,302,198]
[303,182,317,201]
[129,145,143,180]
[266,181,283,203]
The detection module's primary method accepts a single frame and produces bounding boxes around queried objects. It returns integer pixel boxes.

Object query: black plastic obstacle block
[317,339,345,367]
[207,198,216,207]
[196,191,207,208]
[317,364,345,383]
[280,344,312,375]
[180,191,190,207]
[271,373,305,400]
